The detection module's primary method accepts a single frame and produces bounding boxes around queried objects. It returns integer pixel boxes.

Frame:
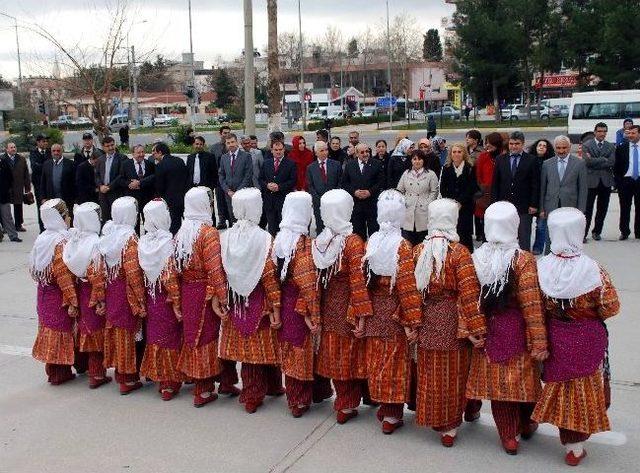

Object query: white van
[568,90,640,142]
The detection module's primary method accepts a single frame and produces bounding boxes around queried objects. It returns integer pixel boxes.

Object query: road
[1,200,637,473]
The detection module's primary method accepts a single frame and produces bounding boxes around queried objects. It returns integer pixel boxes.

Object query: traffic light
[386,83,391,94]
[38,100,45,114]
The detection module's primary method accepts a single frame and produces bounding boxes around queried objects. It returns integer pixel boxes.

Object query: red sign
[535,74,579,89]
[304,92,312,102]
[346,95,356,102]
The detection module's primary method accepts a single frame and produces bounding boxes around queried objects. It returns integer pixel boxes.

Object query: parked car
[50,115,74,127]
[71,116,92,127]
[360,106,377,118]
[153,114,176,126]
[426,106,461,120]
[500,104,554,120]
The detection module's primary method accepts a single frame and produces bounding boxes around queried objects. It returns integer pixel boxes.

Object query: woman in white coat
[396,149,439,245]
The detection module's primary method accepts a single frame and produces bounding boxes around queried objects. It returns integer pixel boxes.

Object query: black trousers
[215,186,230,226]
[458,209,474,253]
[35,192,44,232]
[585,182,611,236]
[618,177,640,237]
[13,203,23,228]
[401,229,427,246]
[518,213,533,251]
[169,204,184,235]
[474,215,485,241]
[351,201,378,241]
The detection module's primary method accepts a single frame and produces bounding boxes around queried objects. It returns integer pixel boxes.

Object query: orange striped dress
[218,251,282,365]
[280,237,319,382]
[177,226,227,379]
[77,260,106,353]
[466,251,546,403]
[315,234,373,381]
[102,237,146,375]
[413,241,484,428]
[32,244,79,366]
[365,239,422,404]
[532,269,619,434]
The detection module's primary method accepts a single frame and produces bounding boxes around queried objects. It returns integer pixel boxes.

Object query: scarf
[538,207,602,300]
[175,186,213,270]
[272,191,312,281]
[392,138,414,157]
[414,199,460,293]
[98,196,137,282]
[29,199,69,284]
[138,199,175,295]
[62,202,101,279]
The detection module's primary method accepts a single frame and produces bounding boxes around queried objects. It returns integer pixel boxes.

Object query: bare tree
[383,13,422,96]
[278,31,303,84]
[267,0,281,132]
[313,26,345,88]
[358,26,379,96]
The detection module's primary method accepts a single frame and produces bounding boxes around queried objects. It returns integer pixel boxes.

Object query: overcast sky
[0,0,454,82]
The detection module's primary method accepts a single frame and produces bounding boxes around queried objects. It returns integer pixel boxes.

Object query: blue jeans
[532,217,547,254]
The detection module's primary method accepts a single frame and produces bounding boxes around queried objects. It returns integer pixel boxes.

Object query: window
[622,102,640,119]
[572,102,627,119]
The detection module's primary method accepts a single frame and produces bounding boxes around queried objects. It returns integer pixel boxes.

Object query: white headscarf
[363,190,405,290]
[538,207,602,300]
[392,138,414,157]
[139,199,175,294]
[175,186,213,270]
[63,202,101,279]
[29,199,70,284]
[472,201,521,296]
[414,198,460,292]
[220,188,272,303]
[98,196,138,282]
[312,189,354,284]
[272,191,312,281]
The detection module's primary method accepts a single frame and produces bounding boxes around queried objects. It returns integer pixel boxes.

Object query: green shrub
[2,121,64,152]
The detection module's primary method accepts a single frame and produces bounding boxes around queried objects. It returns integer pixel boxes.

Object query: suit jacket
[583,139,615,188]
[440,163,478,215]
[186,151,217,191]
[40,157,76,207]
[0,158,13,204]
[249,148,264,188]
[491,152,540,214]
[2,153,30,205]
[95,152,127,198]
[387,155,412,189]
[306,159,342,208]
[539,155,588,214]
[614,141,640,183]
[155,154,187,208]
[75,160,98,205]
[259,156,297,210]
[29,148,51,196]
[121,158,156,208]
[73,146,104,167]
[218,149,253,193]
[342,158,385,208]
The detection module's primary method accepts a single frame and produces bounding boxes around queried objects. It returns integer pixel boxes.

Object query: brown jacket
[3,153,31,205]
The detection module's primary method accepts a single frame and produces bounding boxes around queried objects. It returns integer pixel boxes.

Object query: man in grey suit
[306,140,342,234]
[583,122,616,241]
[95,136,126,222]
[218,133,253,225]
[540,135,588,252]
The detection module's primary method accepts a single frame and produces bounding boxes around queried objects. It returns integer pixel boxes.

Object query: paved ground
[0,199,638,473]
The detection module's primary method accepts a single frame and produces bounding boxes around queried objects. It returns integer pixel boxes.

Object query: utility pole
[188,0,196,124]
[298,0,306,131]
[385,0,392,129]
[244,0,256,135]
[131,45,140,126]
[0,13,22,89]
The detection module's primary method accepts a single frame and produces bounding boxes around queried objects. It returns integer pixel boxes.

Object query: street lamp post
[244,0,256,135]
[0,12,22,89]
[188,0,196,124]
[298,0,306,131]
[385,0,392,129]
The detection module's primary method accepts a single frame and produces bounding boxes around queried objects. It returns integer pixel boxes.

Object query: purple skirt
[543,318,607,382]
[37,283,72,332]
[146,288,182,350]
[77,280,104,335]
[181,280,219,348]
[278,280,308,348]
[106,276,137,331]
[230,283,269,338]
[485,307,527,364]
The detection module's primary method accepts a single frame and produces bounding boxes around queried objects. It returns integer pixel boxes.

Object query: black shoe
[17,226,27,232]
[10,237,22,242]
[216,223,228,230]
[583,237,588,244]
[592,233,601,241]
[619,234,629,241]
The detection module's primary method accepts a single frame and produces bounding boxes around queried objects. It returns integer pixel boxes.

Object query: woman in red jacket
[473,132,504,242]
[289,136,314,191]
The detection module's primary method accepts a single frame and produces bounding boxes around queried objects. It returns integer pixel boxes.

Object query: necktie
[633,144,639,180]
[559,159,567,181]
[320,161,327,183]
[85,149,90,159]
[510,155,519,175]
[274,158,280,173]
[230,152,236,173]
[193,154,200,184]
[105,155,113,185]
[137,162,144,179]
[598,141,603,150]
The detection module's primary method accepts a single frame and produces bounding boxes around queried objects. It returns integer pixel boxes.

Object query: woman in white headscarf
[174,187,232,408]
[273,191,332,418]
[62,201,110,389]
[532,208,620,466]
[138,199,184,401]
[388,138,415,189]
[412,198,484,447]
[313,189,373,425]
[467,201,548,456]
[31,199,79,385]
[218,187,283,414]
[362,190,422,435]
[98,196,146,395]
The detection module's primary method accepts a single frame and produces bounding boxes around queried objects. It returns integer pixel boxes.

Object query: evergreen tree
[213,68,237,109]
[422,29,443,61]
[0,74,12,89]
[347,38,359,58]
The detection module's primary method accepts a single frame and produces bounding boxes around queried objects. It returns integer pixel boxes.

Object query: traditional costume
[313,189,373,424]
[62,202,110,388]
[363,190,422,434]
[467,201,547,455]
[273,191,333,418]
[532,208,620,466]
[31,199,78,385]
[413,198,485,446]
[175,187,229,407]
[219,188,283,414]
[99,196,146,395]
[138,199,184,401]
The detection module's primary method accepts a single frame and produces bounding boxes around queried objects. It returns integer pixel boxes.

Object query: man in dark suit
[75,151,100,205]
[95,136,127,222]
[0,154,20,242]
[614,124,640,240]
[187,137,217,224]
[153,141,187,234]
[3,142,31,232]
[306,140,342,234]
[209,125,232,229]
[260,140,297,236]
[122,144,156,233]
[74,132,104,168]
[218,133,253,225]
[29,134,51,232]
[491,131,540,250]
[342,142,385,240]
[40,144,76,216]
[583,122,616,241]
